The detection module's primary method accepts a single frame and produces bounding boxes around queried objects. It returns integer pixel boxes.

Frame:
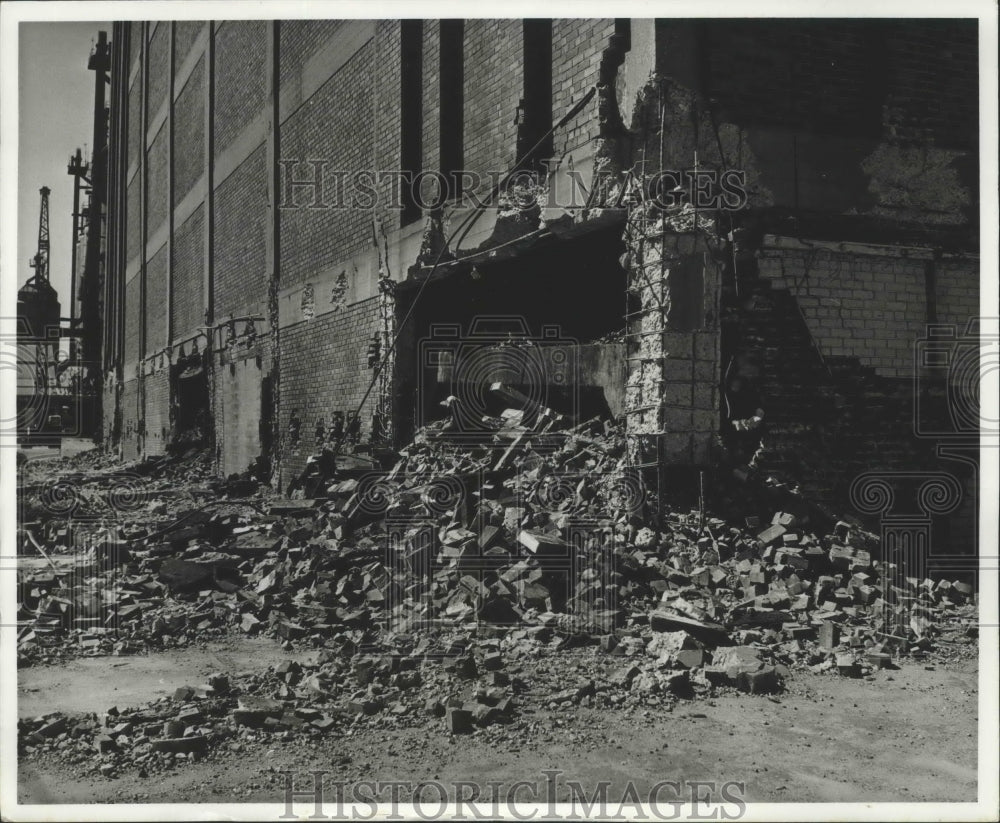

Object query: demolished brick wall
[756,245,980,379]
[724,240,978,553]
[102,19,979,506]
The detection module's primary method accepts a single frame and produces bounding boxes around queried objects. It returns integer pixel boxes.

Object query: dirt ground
[18,636,978,806]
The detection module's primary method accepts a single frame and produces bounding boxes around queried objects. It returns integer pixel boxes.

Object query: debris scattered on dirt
[17,413,978,776]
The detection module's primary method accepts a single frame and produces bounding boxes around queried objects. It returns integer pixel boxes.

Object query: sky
[17,21,111,316]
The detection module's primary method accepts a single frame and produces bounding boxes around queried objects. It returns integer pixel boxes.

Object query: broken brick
[151,736,209,755]
[446,707,473,734]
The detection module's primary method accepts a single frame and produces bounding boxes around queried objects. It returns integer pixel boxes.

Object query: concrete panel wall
[216,358,264,475]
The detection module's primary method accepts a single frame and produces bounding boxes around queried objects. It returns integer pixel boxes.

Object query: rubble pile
[17,448,265,664]
[17,403,978,772]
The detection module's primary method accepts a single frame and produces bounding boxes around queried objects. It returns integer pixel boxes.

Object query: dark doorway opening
[170,357,211,452]
[393,226,627,446]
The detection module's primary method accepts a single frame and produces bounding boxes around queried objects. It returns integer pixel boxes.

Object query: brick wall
[706,21,882,140]
[214,147,268,317]
[121,377,140,461]
[144,368,170,456]
[171,206,205,339]
[147,23,170,116]
[215,358,265,476]
[552,19,616,155]
[704,20,977,148]
[146,246,168,352]
[123,276,141,366]
[146,123,169,238]
[756,246,980,379]
[278,20,348,90]
[102,381,117,446]
[373,21,402,216]
[214,21,267,155]
[126,178,141,267]
[173,55,205,208]
[127,79,142,168]
[935,259,981,330]
[278,297,381,483]
[129,22,143,74]
[174,21,205,66]
[463,20,522,176]
[882,21,978,150]
[278,41,377,288]
[273,22,402,484]
[421,23,441,175]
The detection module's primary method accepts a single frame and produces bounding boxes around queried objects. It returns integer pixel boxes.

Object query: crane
[28,186,51,285]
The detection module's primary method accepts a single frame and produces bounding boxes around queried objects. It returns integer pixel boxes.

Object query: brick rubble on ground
[17,411,978,774]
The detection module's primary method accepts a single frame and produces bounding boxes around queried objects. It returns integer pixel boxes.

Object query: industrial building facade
[101,18,980,524]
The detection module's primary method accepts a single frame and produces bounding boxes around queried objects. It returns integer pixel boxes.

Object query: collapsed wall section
[726,238,979,552]
[102,16,980,546]
[755,241,979,379]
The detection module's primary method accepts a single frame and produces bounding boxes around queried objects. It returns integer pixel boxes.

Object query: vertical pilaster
[166,23,175,346]
[265,20,281,486]
[138,22,149,455]
[203,23,216,329]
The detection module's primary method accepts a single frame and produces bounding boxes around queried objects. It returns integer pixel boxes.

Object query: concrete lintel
[145,222,169,262]
[147,96,169,150]
[214,111,267,189]
[760,234,975,260]
[173,174,208,228]
[173,25,209,101]
[276,253,379,329]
